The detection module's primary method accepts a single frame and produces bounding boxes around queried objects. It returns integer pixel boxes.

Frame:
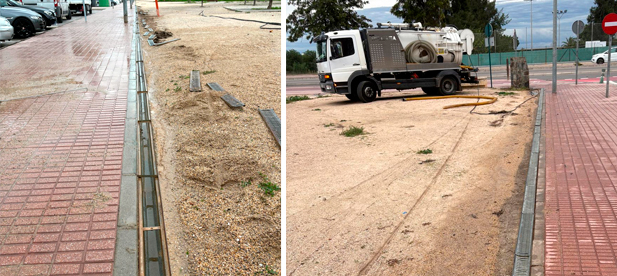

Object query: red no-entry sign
[602,13,617,35]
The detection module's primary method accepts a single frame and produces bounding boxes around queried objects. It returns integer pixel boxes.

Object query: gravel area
[137,1,281,274]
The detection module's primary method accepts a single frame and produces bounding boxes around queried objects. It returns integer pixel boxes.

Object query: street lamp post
[556,10,567,47]
[524,0,533,51]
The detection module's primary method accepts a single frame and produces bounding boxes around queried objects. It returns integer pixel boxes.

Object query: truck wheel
[345,93,358,101]
[88,6,92,14]
[356,80,377,103]
[421,87,439,96]
[597,58,604,64]
[437,76,458,96]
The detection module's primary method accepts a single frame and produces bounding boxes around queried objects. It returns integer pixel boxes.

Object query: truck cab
[315,24,477,103]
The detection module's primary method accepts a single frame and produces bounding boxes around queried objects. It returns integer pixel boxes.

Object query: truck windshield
[316,41,327,63]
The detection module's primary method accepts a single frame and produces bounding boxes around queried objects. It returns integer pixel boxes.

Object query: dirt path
[137,1,281,274]
[286,88,537,275]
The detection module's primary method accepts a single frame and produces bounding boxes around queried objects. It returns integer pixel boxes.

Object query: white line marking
[605,22,617,27]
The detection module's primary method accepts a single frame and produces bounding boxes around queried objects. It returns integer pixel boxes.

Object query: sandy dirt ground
[286,87,537,275]
[137,1,281,275]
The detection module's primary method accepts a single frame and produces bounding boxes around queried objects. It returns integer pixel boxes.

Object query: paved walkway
[545,82,617,275]
[0,8,133,275]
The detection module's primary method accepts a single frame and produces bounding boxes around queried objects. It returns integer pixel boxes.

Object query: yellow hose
[402,95,497,109]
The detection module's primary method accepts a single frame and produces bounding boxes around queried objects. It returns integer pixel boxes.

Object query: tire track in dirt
[287,114,469,219]
[288,115,472,275]
[357,117,472,275]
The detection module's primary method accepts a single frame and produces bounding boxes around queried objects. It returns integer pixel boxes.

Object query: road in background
[286,61,616,95]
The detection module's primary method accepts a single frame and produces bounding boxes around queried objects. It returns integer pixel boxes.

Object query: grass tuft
[416,149,433,154]
[258,173,280,196]
[202,70,216,75]
[286,95,310,104]
[497,92,516,96]
[341,126,365,137]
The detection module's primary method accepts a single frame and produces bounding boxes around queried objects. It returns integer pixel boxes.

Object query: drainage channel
[512,88,544,276]
[134,10,171,276]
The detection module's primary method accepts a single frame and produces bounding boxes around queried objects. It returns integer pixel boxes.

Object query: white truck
[22,0,70,22]
[68,0,90,16]
[314,22,478,102]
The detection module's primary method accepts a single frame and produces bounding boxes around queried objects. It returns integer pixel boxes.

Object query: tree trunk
[253,0,256,5]
[267,0,272,9]
[510,57,529,89]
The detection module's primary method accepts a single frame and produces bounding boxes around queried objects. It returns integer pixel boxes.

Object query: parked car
[3,0,55,26]
[0,2,44,38]
[0,16,13,42]
[22,0,69,23]
[591,47,617,64]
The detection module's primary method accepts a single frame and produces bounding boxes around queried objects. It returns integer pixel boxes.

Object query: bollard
[506,58,510,80]
[601,68,606,84]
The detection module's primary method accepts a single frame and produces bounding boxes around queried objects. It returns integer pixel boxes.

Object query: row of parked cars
[0,0,92,42]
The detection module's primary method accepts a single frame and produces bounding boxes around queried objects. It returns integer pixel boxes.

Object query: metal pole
[607,35,612,98]
[531,0,533,51]
[552,0,557,94]
[155,0,160,16]
[574,24,580,84]
[123,0,127,23]
[489,39,493,88]
[82,0,86,22]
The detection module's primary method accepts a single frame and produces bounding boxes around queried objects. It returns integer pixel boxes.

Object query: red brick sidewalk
[0,8,132,275]
[545,83,617,275]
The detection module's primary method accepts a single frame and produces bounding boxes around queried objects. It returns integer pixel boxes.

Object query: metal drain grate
[207,82,225,91]
[259,109,281,147]
[221,94,244,108]
[189,70,201,92]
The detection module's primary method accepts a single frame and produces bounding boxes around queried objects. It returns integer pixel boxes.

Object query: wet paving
[0,7,132,275]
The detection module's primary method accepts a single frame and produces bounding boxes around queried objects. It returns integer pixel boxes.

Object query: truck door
[329,37,362,83]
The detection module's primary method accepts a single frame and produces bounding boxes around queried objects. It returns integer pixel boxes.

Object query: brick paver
[0,8,133,275]
[545,82,617,275]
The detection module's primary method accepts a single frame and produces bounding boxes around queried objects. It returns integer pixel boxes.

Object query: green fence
[465,47,611,66]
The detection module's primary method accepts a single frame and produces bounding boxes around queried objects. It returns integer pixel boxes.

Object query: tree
[447,0,510,33]
[562,37,584,48]
[579,0,617,42]
[301,50,317,72]
[287,0,372,42]
[390,0,449,27]
[286,49,302,72]
[267,0,273,9]
[391,0,509,31]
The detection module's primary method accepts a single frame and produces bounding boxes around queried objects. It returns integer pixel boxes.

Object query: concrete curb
[113,9,139,276]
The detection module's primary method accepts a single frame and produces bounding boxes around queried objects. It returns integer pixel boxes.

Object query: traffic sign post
[485,24,493,88]
[572,20,584,85]
[602,13,617,97]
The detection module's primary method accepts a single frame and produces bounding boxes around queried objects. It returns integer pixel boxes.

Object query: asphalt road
[0,9,102,49]
[286,61,613,89]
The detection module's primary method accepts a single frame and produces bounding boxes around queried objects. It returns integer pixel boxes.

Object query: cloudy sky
[286,0,597,52]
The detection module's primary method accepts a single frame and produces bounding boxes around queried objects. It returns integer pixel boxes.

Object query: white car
[591,47,617,64]
[0,16,13,42]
